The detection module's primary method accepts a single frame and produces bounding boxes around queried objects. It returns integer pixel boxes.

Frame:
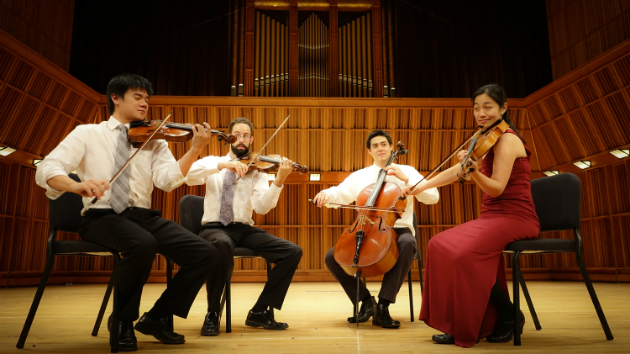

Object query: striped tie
[110,125,130,214]
[219,170,236,226]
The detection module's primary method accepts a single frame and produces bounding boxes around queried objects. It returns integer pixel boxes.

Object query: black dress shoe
[487,311,525,343]
[348,296,375,323]
[107,315,138,352]
[245,309,289,330]
[134,313,185,344]
[372,303,400,328]
[201,311,220,336]
[432,333,454,344]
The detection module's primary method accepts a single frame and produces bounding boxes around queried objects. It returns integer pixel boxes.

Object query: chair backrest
[49,174,84,233]
[179,195,205,235]
[530,172,581,232]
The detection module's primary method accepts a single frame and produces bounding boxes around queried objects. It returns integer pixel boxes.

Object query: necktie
[110,125,130,214]
[219,170,236,225]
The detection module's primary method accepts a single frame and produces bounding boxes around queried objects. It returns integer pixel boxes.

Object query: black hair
[366,130,392,149]
[228,117,254,135]
[106,74,154,116]
[471,83,526,143]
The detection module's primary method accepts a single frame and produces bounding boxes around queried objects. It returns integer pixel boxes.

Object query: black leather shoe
[107,315,138,351]
[372,303,400,328]
[487,310,525,343]
[348,296,375,323]
[245,309,289,330]
[201,311,220,336]
[134,313,185,344]
[432,333,454,344]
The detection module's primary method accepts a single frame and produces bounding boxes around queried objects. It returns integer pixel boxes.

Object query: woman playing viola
[402,84,540,347]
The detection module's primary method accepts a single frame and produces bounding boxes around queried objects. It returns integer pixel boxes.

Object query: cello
[333,142,408,278]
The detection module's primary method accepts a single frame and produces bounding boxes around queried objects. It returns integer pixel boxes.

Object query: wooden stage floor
[1,281,628,353]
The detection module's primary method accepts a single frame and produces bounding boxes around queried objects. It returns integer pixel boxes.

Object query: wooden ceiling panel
[584,101,626,149]
[593,66,623,96]
[531,126,558,170]
[24,70,52,101]
[603,92,630,140]
[567,110,605,157]
[542,94,565,119]
[6,59,35,92]
[575,76,600,104]
[612,54,630,86]
[554,115,586,161]
[557,85,582,113]
[526,102,548,128]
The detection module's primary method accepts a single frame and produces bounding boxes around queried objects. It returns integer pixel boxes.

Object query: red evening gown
[419,130,540,347]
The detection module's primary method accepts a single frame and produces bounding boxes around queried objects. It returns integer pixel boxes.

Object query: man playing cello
[312,130,439,328]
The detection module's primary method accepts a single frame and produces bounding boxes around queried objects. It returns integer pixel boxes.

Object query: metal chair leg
[93,273,115,336]
[166,259,173,332]
[418,254,424,294]
[407,270,414,322]
[519,276,541,330]
[266,260,274,317]
[512,251,522,346]
[16,252,55,348]
[576,253,613,340]
[110,255,121,353]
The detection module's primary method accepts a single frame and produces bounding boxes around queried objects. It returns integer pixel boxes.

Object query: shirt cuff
[42,170,71,200]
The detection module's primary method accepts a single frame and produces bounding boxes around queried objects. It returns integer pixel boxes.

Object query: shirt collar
[107,116,131,131]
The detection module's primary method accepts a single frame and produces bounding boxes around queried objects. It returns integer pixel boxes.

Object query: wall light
[573,161,591,169]
[309,173,321,181]
[33,159,43,166]
[543,170,559,176]
[267,173,276,181]
[0,146,17,157]
[609,149,630,159]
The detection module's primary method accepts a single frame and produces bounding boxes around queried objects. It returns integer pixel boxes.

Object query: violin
[128,120,237,148]
[237,152,308,173]
[333,141,408,278]
[457,119,510,183]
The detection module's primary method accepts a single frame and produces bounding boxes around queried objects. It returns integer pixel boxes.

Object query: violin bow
[408,126,483,192]
[89,111,173,205]
[245,114,290,169]
[308,199,405,213]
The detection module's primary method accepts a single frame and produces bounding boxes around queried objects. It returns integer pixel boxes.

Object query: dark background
[69,0,552,98]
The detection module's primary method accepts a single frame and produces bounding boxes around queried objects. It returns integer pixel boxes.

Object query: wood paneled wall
[0,0,74,71]
[546,0,630,80]
[2,20,630,287]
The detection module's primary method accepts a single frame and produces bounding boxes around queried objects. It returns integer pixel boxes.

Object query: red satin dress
[419,130,540,347]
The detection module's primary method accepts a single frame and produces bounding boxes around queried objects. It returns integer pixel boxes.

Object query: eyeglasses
[234,134,251,140]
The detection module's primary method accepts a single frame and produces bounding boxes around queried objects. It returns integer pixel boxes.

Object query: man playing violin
[312,130,439,328]
[35,73,219,351]
[186,117,302,335]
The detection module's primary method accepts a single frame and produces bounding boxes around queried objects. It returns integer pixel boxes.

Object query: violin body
[334,182,406,277]
[237,153,308,173]
[128,120,236,147]
[469,119,510,161]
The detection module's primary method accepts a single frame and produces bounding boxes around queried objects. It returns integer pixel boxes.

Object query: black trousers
[324,228,416,304]
[79,207,218,321]
[199,223,302,312]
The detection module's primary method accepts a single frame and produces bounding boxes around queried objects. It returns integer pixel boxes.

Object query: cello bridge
[359,215,374,225]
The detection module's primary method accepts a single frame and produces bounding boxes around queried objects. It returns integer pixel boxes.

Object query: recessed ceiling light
[609,149,629,159]
[309,173,321,181]
[543,170,559,176]
[573,161,591,169]
[267,173,276,181]
[0,146,16,157]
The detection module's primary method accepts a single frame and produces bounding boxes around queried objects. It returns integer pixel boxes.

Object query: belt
[204,221,246,227]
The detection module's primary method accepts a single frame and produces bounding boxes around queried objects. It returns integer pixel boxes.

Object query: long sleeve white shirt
[319,163,439,235]
[186,154,283,226]
[35,116,186,214]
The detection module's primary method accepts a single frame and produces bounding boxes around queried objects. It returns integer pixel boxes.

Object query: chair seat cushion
[54,241,115,255]
[233,247,260,258]
[504,238,577,252]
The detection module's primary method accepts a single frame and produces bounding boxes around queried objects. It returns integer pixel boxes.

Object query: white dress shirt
[186,154,284,226]
[319,163,439,235]
[35,116,186,214]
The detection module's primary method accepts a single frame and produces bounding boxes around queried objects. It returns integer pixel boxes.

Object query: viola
[128,120,236,148]
[457,119,510,183]
[236,152,308,173]
[333,141,408,278]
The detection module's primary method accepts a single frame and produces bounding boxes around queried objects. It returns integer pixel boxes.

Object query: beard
[231,143,250,158]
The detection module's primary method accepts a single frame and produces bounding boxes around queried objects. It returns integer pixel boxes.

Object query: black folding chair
[504,172,614,345]
[179,195,272,333]
[16,174,173,353]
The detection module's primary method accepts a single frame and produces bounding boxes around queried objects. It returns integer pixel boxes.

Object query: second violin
[128,120,236,148]
[237,153,308,174]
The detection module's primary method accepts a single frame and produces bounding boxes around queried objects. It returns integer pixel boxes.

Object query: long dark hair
[471,84,526,143]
